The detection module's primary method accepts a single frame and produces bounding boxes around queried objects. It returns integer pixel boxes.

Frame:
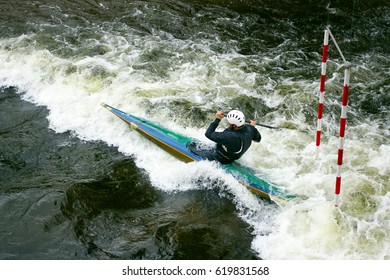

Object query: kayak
[101,102,297,204]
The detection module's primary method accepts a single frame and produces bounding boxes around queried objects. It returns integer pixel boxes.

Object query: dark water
[0,87,256,259]
[1,0,389,260]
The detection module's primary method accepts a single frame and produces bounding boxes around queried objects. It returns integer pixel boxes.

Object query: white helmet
[226,110,245,127]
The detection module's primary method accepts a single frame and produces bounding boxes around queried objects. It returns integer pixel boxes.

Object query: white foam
[1,29,389,259]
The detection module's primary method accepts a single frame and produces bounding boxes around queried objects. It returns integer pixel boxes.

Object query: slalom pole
[334,68,350,207]
[315,29,329,159]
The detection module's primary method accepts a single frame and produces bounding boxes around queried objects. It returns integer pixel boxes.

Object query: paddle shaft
[218,110,280,130]
[252,123,280,130]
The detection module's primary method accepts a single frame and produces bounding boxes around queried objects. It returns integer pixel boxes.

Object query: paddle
[250,111,281,130]
[218,110,281,130]
[252,123,281,130]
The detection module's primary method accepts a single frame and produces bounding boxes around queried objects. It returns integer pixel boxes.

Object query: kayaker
[190,110,261,164]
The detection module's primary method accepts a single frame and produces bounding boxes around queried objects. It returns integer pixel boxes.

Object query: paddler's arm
[248,120,261,142]
[205,111,226,143]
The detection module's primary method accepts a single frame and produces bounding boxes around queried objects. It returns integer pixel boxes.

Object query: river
[0,0,389,259]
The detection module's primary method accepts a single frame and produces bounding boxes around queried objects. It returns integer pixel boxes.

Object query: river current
[0,0,389,259]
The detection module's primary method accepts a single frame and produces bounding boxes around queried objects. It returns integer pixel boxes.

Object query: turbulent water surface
[0,0,389,259]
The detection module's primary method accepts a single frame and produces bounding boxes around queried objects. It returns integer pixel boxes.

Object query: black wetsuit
[204,118,261,164]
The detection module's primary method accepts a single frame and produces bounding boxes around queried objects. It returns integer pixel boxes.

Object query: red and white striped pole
[315,29,329,160]
[335,67,350,206]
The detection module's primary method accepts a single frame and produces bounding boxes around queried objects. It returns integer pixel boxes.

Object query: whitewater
[0,0,389,259]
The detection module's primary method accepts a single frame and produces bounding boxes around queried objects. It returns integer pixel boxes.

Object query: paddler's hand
[249,120,257,127]
[216,111,224,119]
